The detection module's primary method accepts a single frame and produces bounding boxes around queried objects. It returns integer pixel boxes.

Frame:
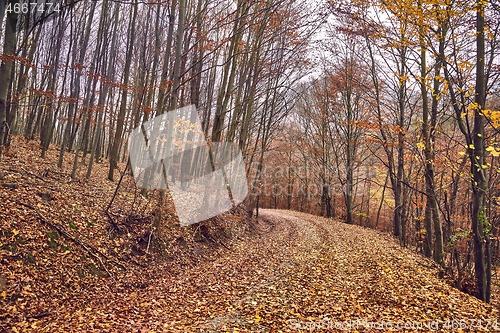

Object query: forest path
[193,209,498,332]
[16,210,498,332]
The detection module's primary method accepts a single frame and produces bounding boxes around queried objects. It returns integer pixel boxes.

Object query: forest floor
[1,137,499,332]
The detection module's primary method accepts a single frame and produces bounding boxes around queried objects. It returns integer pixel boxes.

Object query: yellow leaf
[482,109,500,128]
[486,146,500,157]
[469,144,475,149]
[254,314,261,323]
[1,291,6,299]
[12,229,19,236]
[416,142,425,149]
[468,102,480,111]
[458,151,466,155]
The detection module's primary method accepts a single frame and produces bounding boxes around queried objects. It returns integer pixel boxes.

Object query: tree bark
[471,0,490,302]
[0,0,18,156]
[108,0,138,181]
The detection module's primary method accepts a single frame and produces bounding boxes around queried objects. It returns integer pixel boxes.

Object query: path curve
[33,210,498,332]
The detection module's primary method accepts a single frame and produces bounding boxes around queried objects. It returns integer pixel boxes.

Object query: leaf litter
[0,137,499,332]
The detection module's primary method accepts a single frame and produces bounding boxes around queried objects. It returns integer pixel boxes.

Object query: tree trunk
[0,0,18,156]
[108,0,138,181]
[417,0,444,264]
[471,0,490,302]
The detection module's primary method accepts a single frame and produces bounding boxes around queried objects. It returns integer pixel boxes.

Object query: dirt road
[24,210,499,332]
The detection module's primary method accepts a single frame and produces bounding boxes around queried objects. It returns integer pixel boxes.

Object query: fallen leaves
[1,137,500,332]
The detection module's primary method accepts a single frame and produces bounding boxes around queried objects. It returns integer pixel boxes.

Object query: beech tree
[108,0,138,181]
[0,0,18,156]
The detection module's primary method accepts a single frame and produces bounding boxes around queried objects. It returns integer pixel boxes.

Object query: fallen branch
[106,161,130,212]
[201,229,231,251]
[2,196,127,273]
[217,238,231,251]
[21,167,49,183]
[105,160,130,231]
[6,167,49,184]
[26,312,54,319]
[105,210,121,232]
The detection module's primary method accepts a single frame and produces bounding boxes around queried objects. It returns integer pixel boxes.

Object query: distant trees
[326,46,371,225]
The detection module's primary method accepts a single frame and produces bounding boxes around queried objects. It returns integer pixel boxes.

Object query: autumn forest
[1,0,500,331]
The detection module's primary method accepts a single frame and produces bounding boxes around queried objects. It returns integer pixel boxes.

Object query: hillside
[0,137,250,332]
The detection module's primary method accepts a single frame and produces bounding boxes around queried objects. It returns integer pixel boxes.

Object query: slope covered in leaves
[0,137,249,332]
